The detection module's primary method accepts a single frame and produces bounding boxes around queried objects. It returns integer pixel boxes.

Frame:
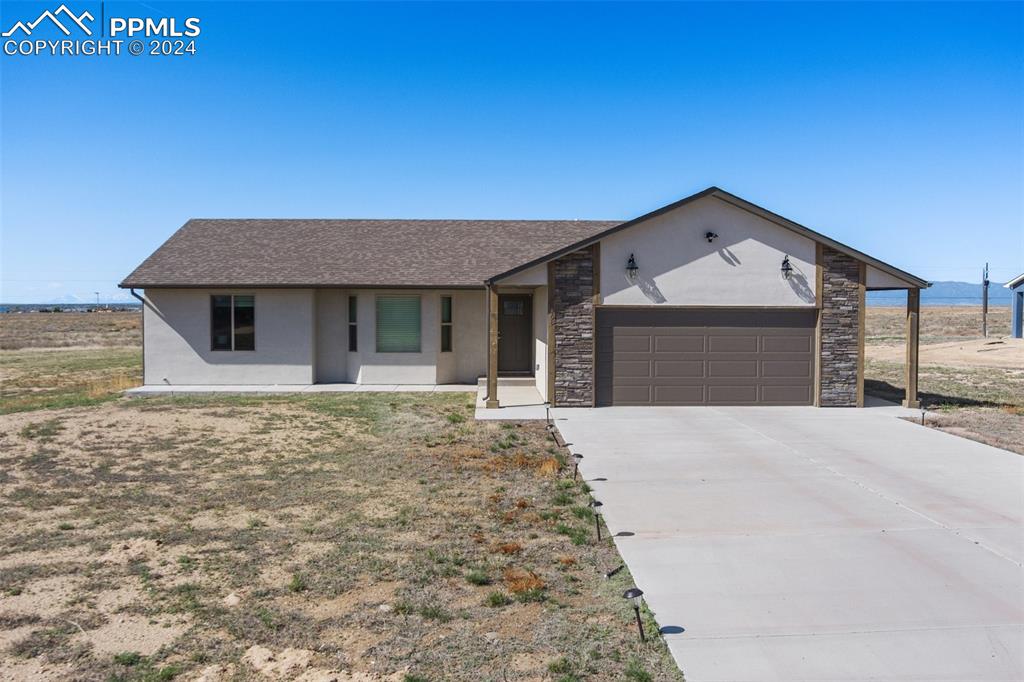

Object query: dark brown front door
[596,308,816,406]
[498,294,533,375]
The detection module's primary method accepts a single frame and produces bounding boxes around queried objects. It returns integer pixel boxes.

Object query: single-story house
[1007,273,1024,339]
[120,187,929,408]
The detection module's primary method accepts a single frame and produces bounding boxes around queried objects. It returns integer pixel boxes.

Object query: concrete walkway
[551,405,1024,681]
[125,383,476,396]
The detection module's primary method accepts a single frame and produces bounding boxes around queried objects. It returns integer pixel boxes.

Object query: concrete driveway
[552,404,1024,681]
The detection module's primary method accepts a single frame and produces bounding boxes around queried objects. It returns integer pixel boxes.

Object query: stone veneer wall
[819,247,862,406]
[552,246,596,406]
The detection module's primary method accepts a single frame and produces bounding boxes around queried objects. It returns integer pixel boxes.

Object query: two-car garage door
[595,308,816,406]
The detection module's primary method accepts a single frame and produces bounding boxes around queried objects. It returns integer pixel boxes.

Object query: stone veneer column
[819,247,863,406]
[552,246,596,406]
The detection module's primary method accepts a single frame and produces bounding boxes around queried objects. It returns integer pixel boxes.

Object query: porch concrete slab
[551,406,1024,681]
[474,381,547,420]
[125,383,476,396]
[125,384,308,395]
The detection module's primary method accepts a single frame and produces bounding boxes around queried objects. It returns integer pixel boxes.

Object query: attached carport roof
[489,187,930,289]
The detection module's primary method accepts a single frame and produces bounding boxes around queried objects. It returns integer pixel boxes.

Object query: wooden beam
[814,243,823,406]
[486,285,499,408]
[903,288,921,408]
[547,262,556,406]
[856,261,866,407]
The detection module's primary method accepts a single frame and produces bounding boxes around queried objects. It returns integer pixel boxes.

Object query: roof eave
[1004,274,1024,289]
[118,282,488,290]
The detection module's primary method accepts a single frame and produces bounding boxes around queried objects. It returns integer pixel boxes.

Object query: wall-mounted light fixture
[781,255,793,280]
[705,231,719,243]
[625,254,639,283]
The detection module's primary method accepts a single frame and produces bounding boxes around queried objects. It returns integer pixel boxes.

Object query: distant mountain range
[869,280,1013,306]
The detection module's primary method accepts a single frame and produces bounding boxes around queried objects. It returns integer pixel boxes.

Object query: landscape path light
[623,587,646,642]
[572,452,583,480]
[590,499,604,541]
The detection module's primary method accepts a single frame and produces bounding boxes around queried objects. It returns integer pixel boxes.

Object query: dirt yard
[0,312,681,681]
[865,305,1023,454]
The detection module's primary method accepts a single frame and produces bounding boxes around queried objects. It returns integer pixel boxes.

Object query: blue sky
[1,1,1021,303]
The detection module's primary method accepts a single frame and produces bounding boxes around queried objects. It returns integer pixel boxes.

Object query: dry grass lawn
[865,305,1023,454]
[0,312,682,682]
[0,311,141,350]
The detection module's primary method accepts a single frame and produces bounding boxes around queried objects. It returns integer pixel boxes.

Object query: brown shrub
[536,458,560,477]
[502,567,545,594]
[494,542,522,555]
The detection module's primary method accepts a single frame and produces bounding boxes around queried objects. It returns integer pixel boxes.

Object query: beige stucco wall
[344,289,487,385]
[143,288,315,385]
[500,262,548,286]
[144,288,489,386]
[452,290,488,384]
[533,285,548,401]
[315,289,349,383]
[866,265,913,290]
[600,196,817,307]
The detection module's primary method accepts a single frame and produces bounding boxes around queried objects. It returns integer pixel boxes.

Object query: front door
[498,294,533,375]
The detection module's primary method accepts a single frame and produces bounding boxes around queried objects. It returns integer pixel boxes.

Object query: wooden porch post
[486,285,499,408]
[902,288,921,408]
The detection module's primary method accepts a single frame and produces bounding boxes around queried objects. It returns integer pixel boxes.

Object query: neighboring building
[1007,273,1024,339]
[120,187,929,407]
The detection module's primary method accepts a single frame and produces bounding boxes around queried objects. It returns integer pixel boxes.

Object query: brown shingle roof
[119,218,620,289]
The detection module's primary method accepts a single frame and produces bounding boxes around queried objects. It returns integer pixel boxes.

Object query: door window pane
[440,296,453,352]
[348,295,358,351]
[233,296,255,351]
[441,296,452,324]
[376,296,421,353]
[211,296,232,350]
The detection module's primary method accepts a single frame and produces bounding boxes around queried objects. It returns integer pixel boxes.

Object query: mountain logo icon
[2,4,94,37]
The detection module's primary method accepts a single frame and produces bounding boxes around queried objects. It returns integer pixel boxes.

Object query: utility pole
[982,263,989,338]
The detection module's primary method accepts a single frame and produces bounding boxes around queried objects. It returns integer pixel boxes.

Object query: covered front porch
[480,280,552,411]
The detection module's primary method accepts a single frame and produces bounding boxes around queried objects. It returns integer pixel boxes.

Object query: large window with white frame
[211,295,255,351]
[376,295,421,353]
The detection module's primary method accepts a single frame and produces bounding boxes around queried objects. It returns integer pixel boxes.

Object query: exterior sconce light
[590,499,604,541]
[705,231,718,243]
[623,587,646,642]
[781,255,794,280]
[572,452,583,480]
[626,254,639,283]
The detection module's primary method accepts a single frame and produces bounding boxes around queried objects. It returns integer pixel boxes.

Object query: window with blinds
[376,295,421,353]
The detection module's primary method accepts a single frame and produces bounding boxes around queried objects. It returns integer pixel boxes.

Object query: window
[376,295,421,353]
[211,295,255,351]
[348,295,358,352]
[440,296,453,352]
[503,299,525,315]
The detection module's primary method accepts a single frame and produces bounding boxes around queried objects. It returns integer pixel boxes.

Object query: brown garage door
[596,308,816,406]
